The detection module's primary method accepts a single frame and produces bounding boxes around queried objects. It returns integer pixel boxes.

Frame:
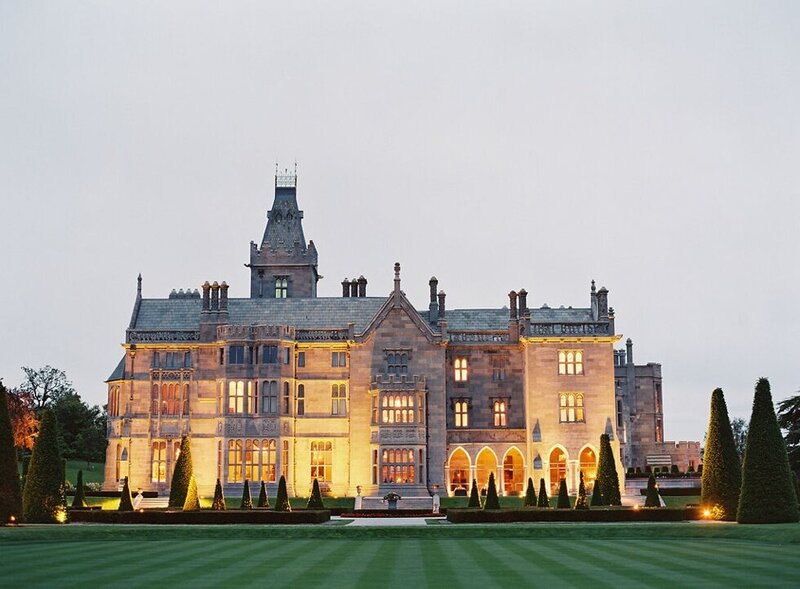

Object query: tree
[240,480,253,510]
[556,478,570,509]
[71,470,88,508]
[737,378,800,523]
[183,474,200,511]
[274,475,291,512]
[777,391,800,476]
[17,366,75,411]
[168,436,194,509]
[523,477,537,507]
[22,409,65,522]
[118,476,134,511]
[590,478,604,507]
[51,393,107,463]
[731,418,749,462]
[644,474,661,508]
[483,472,500,510]
[468,478,480,508]
[0,383,22,521]
[574,472,589,510]
[5,389,37,451]
[701,388,742,521]
[596,434,621,506]
[307,478,325,509]
[257,480,269,508]
[537,478,549,508]
[211,478,226,510]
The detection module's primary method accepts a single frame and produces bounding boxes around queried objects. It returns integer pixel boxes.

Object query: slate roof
[441,307,594,331]
[106,356,126,382]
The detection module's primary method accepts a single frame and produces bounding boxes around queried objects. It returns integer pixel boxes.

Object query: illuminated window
[228,381,244,414]
[161,383,180,415]
[281,440,289,478]
[239,439,276,482]
[260,439,277,482]
[493,399,507,427]
[372,449,378,485]
[245,439,258,481]
[247,381,257,414]
[549,448,568,494]
[227,439,242,483]
[655,417,664,443]
[386,351,409,375]
[381,448,416,484]
[296,384,305,416]
[332,351,347,367]
[580,447,597,489]
[282,382,290,415]
[331,384,347,416]
[381,394,416,424]
[275,277,288,298]
[454,400,469,428]
[261,380,278,415]
[558,350,584,375]
[109,386,120,417]
[559,393,585,423]
[151,441,167,483]
[310,441,332,482]
[454,358,468,382]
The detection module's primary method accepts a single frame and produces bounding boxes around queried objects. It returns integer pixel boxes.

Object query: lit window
[260,439,276,482]
[281,440,289,478]
[228,381,244,414]
[310,441,332,482]
[229,346,245,364]
[227,439,242,483]
[454,400,469,428]
[296,384,305,416]
[493,399,507,427]
[559,393,585,423]
[247,381,257,414]
[275,277,288,298]
[151,441,166,483]
[331,384,347,416]
[282,382,290,415]
[558,350,584,375]
[332,351,347,367]
[381,394,416,424]
[261,380,278,415]
[161,383,180,415]
[245,439,258,481]
[381,448,416,484]
[454,358,468,382]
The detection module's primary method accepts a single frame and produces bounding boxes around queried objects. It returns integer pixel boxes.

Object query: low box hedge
[447,507,701,523]
[68,509,330,525]
[638,487,701,496]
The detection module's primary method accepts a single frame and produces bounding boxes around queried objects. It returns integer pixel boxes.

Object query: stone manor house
[104,172,698,498]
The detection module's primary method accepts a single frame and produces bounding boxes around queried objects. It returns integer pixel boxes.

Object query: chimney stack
[220,281,229,312]
[202,281,211,312]
[342,278,350,297]
[518,288,528,316]
[357,276,367,297]
[350,278,359,297]
[437,290,446,319]
[429,277,438,323]
[210,281,220,311]
[509,290,518,320]
[626,338,634,365]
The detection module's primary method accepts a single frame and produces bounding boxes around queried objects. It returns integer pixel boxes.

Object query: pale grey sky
[1,2,798,441]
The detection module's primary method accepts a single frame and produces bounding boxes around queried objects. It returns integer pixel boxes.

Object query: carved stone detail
[127,330,199,343]
[447,429,527,444]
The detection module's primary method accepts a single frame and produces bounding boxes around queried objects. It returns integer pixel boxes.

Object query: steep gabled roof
[106,355,126,382]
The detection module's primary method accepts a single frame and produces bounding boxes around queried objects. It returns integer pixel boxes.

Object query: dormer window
[275,277,288,298]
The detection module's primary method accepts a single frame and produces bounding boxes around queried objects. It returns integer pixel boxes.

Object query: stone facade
[104,172,684,499]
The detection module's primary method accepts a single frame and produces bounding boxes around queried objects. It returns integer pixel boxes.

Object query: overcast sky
[1,2,798,441]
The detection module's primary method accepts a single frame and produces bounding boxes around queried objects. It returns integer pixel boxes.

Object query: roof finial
[137,273,142,298]
[591,279,596,293]
[393,262,401,295]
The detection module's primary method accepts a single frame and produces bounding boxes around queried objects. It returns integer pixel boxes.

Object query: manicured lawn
[2,523,798,588]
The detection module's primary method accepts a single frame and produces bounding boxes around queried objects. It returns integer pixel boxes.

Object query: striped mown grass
[2,523,798,588]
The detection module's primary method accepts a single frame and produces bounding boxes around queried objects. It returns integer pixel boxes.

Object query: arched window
[448,448,470,494]
[580,447,597,489]
[549,448,568,494]
[183,383,190,415]
[454,358,468,382]
[493,399,507,427]
[310,441,332,482]
[275,277,288,298]
[245,439,258,481]
[227,439,243,483]
[454,400,469,427]
[503,449,524,495]
[261,439,276,482]
[151,384,159,414]
[558,350,584,375]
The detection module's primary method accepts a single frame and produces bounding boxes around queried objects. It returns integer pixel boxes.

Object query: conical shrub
[701,388,742,520]
[483,472,500,510]
[574,472,589,510]
[644,474,661,508]
[71,470,88,508]
[537,478,549,508]
[307,478,324,509]
[240,479,253,510]
[118,476,134,512]
[211,478,226,510]
[0,384,22,522]
[590,478,604,506]
[274,475,291,512]
[183,474,200,511]
[737,378,800,523]
[257,480,269,508]
[168,436,195,509]
[523,477,537,507]
[596,434,621,506]
[22,410,65,522]
[556,478,570,508]
[468,478,481,508]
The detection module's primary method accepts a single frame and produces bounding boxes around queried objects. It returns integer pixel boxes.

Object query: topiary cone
[307,478,324,510]
[701,388,741,520]
[483,472,500,510]
[71,470,88,508]
[468,478,481,508]
[183,474,200,511]
[23,410,66,522]
[644,474,661,508]
[590,477,604,506]
[0,384,22,522]
[211,478,226,510]
[574,472,589,510]
[274,475,291,512]
[118,476,134,512]
[596,433,621,506]
[168,436,195,509]
[537,478,549,508]
[523,477,537,507]
[257,480,269,508]
[556,478,570,509]
[240,479,253,510]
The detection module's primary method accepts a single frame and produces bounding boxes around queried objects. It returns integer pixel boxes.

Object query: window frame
[558,392,585,423]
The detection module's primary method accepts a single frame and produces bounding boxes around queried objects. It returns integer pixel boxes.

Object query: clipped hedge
[447,507,700,524]
[69,509,330,525]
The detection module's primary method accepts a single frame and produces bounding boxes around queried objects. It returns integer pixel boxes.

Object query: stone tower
[247,170,320,298]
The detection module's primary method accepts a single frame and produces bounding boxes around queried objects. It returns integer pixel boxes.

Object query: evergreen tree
[118,476,134,512]
[257,480,269,508]
[701,388,742,520]
[738,378,800,523]
[183,474,200,511]
[590,479,604,506]
[307,478,325,509]
[22,410,65,522]
[0,384,22,522]
[483,472,500,510]
[574,472,589,510]
[240,479,253,510]
[644,474,661,508]
[468,478,481,508]
[556,478,570,509]
[71,469,88,508]
[537,478,549,508]
[211,478,226,510]
[274,475,291,512]
[168,435,194,509]
[523,477,537,507]
[596,434,621,506]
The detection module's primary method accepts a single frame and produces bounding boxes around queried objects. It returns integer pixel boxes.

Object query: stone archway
[503,448,524,496]
[448,448,470,495]
[476,448,498,493]
[579,446,598,490]
[549,447,568,494]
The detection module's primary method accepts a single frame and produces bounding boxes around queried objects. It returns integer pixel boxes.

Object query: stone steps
[360,496,434,511]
